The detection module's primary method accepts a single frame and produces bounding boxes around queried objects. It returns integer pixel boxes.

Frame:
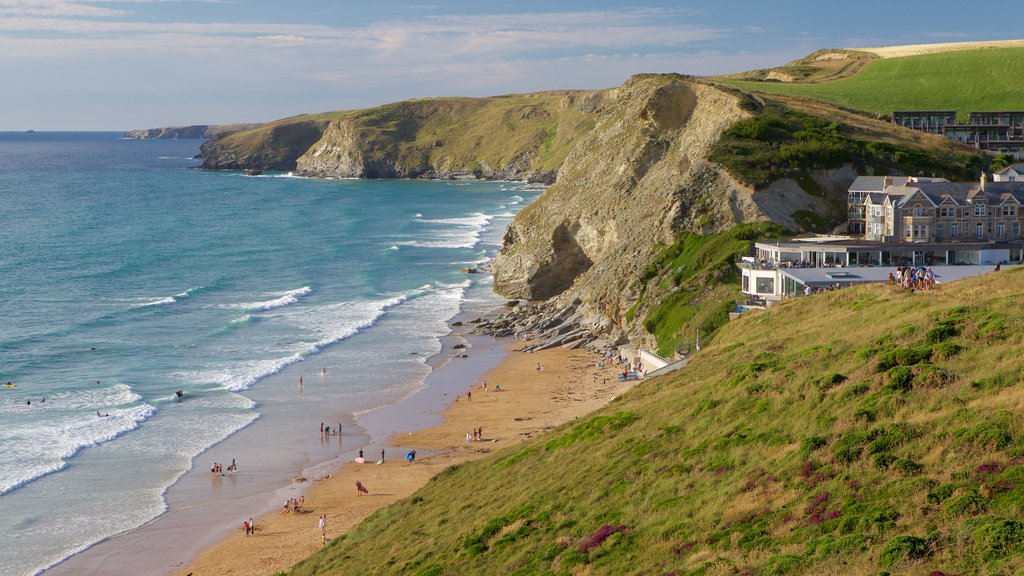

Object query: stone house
[862,174,1024,243]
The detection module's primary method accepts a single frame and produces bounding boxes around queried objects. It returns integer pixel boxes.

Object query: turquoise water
[0,132,539,575]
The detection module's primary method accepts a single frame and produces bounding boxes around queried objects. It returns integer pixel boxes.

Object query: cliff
[124,124,259,139]
[199,93,598,180]
[488,76,846,351]
[199,118,330,171]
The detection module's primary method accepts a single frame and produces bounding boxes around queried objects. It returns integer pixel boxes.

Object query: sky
[0,0,1018,130]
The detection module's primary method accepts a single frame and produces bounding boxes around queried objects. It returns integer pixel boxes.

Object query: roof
[849,176,949,193]
[996,163,1024,176]
[780,265,1013,288]
[876,181,1024,206]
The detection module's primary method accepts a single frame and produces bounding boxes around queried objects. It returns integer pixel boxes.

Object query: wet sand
[175,343,630,576]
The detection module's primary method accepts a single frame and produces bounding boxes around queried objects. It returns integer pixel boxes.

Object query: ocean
[0,132,540,576]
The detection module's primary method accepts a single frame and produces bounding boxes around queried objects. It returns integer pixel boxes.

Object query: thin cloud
[0,0,126,17]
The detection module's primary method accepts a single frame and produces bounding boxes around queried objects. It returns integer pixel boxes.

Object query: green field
[284,267,1024,576]
[718,47,1024,118]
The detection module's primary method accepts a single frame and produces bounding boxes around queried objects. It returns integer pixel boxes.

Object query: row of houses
[855,172,1024,243]
[892,111,1024,159]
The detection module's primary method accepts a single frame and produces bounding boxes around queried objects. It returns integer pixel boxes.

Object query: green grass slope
[283,267,1024,576]
[716,47,1024,117]
[202,91,596,176]
[314,92,596,178]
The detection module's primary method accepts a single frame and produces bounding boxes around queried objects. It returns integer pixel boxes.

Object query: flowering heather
[974,462,1003,475]
[578,524,626,552]
[805,492,841,525]
[672,541,695,556]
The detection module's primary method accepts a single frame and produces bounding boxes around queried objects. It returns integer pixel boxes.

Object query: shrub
[833,431,868,464]
[876,346,931,372]
[954,415,1013,451]
[925,323,960,343]
[927,483,957,504]
[896,459,923,475]
[845,381,871,398]
[814,372,847,391]
[913,364,951,388]
[973,517,1024,561]
[879,535,930,567]
[801,435,828,455]
[761,554,803,575]
[884,366,914,392]
[944,490,985,516]
[933,341,962,359]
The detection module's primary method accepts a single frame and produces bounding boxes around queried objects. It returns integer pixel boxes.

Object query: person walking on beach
[249,517,254,535]
[467,390,471,401]
[319,514,327,535]
[356,480,369,495]
[379,449,385,464]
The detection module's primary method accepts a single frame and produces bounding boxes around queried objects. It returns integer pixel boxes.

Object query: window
[1014,223,1021,237]
[742,274,749,292]
[975,204,986,217]
[914,207,923,216]
[873,223,882,236]
[977,223,984,239]
[951,223,959,237]
[905,224,912,238]
[1003,205,1017,217]
[755,277,775,294]
[873,206,881,217]
[998,223,1005,238]
[935,224,944,238]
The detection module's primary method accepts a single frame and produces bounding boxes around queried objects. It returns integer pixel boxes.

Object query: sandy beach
[176,341,630,576]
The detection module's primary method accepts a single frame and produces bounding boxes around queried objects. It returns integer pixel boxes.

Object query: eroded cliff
[490,75,846,350]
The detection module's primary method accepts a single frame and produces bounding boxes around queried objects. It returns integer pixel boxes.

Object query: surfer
[175,390,184,398]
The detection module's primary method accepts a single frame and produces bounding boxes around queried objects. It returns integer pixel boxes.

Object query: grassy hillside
[709,95,984,190]
[202,92,597,176]
[318,92,595,177]
[715,47,1024,117]
[629,222,791,357]
[281,266,1024,576]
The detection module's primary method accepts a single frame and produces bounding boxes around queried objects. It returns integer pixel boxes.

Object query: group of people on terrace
[889,265,936,291]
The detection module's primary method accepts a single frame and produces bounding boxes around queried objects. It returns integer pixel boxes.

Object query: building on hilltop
[892,110,957,134]
[862,173,1024,243]
[894,110,1024,159]
[847,175,949,235]
[738,171,1024,302]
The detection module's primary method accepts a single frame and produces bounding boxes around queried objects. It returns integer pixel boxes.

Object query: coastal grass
[281,249,1024,576]
[207,92,597,176]
[637,222,790,357]
[716,47,1024,118]
[708,101,984,190]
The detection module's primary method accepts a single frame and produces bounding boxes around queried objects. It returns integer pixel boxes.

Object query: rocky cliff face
[200,120,329,171]
[489,75,844,350]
